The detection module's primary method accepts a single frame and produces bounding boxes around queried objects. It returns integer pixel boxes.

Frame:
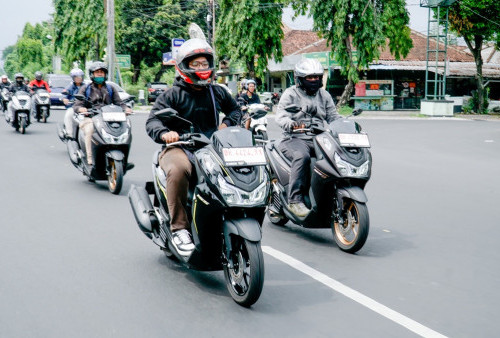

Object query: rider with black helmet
[276,58,342,217]
[8,73,29,94]
[28,71,50,93]
[73,62,131,168]
[145,38,242,254]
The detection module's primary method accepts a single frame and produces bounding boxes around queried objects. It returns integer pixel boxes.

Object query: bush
[464,88,490,114]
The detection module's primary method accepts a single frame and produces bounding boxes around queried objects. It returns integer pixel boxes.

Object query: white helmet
[294,58,324,95]
[70,68,84,80]
[175,38,214,87]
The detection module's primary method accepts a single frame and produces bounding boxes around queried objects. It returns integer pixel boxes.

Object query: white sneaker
[172,229,195,255]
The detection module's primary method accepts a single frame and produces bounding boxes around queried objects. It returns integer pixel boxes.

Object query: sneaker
[288,202,311,217]
[172,229,195,254]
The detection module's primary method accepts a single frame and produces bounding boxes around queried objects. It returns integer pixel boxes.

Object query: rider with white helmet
[275,58,342,217]
[61,68,85,139]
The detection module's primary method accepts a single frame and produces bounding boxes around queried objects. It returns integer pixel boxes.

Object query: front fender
[337,186,368,204]
[223,218,262,243]
[105,149,125,161]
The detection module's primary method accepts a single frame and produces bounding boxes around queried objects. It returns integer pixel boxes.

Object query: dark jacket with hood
[146,77,242,144]
[73,82,126,113]
[9,82,29,94]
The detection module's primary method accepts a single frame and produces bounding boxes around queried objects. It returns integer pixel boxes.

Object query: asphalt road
[1,107,499,337]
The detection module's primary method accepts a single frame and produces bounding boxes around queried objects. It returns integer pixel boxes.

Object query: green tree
[440,0,500,113]
[292,0,413,107]
[53,0,106,65]
[216,0,285,80]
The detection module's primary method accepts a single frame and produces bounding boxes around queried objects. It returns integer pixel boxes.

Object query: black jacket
[0,81,11,90]
[9,83,29,94]
[73,82,126,113]
[240,91,261,105]
[146,78,241,144]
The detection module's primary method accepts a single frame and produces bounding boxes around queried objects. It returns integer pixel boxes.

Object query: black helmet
[34,71,43,81]
[14,72,24,80]
[88,61,108,82]
[175,38,214,87]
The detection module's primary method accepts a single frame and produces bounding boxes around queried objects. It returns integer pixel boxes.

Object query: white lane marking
[484,140,494,143]
[263,246,447,338]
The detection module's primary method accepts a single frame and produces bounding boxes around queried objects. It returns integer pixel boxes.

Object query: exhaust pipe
[57,123,67,142]
[128,184,159,239]
[67,140,81,166]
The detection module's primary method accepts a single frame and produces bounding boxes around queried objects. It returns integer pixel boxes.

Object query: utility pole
[106,0,115,83]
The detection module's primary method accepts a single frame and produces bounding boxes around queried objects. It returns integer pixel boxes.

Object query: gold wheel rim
[109,160,117,190]
[334,202,359,246]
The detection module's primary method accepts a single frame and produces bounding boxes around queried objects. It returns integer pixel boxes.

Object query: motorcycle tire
[42,112,47,123]
[20,117,27,134]
[223,237,264,307]
[108,159,124,195]
[332,199,369,253]
[266,207,288,226]
[256,130,268,141]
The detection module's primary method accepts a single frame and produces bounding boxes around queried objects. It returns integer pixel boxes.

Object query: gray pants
[64,108,74,138]
[278,138,315,203]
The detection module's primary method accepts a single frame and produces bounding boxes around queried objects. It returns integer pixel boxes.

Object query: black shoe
[126,162,135,171]
[288,202,311,217]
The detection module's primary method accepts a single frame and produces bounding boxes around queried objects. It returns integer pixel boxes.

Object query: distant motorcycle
[5,91,31,134]
[32,88,51,123]
[1,88,10,112]
[65,94,133,194]
[265,105,371,253]
[239,101,269,142]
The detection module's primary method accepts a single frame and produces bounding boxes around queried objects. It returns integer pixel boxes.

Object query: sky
[0,0,431,58]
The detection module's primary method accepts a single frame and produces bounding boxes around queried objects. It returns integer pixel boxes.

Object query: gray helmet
[14,73,24,81]
[88,61,108,82]
[294,58,324,78]
[70,68,84,80]
[246,79,256,87]
[34,71,43,81]
[175,38,214,87]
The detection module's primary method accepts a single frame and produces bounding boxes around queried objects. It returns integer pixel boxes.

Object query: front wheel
[107,159,124,194]
[223,238,264,307]
[19,116,27,134]
[256,130,268,141]
[332,200,369,253]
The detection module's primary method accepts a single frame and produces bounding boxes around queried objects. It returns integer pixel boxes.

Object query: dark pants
[279,138,314,204]
[159,147,193,232]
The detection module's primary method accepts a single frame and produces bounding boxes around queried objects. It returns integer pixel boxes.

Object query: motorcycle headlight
[217,174,268,207]
[101,128,129,144]
[334,152,370,178]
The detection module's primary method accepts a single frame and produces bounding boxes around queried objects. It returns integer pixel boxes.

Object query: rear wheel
[256,130,268,141]
[19,117,27,134]
[108,159,124,194]
[223,237,264,307]
[332,200,369,253]
[42,109,48,123]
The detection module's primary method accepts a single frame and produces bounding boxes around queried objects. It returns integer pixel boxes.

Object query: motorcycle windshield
[100,104,124,113]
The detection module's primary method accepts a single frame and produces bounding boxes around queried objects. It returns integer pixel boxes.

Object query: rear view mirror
[154,108,179,120]
[74,94,85,101]
[352,109,363,116]
[284,104,301,113]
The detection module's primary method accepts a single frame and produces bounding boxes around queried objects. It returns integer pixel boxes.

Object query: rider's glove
[285,121,300,133]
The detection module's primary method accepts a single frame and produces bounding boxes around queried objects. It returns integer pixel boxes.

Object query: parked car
[147,82,168,103]
[47,74,72,106]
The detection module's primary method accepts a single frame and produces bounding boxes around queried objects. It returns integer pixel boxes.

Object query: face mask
[94,77,105,84]
[301,79,322,95]
[17,80,24,85]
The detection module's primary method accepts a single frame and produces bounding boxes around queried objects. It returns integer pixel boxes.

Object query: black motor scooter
[128,108,269,307]
[65,94,133,194]
[265,105,371,253]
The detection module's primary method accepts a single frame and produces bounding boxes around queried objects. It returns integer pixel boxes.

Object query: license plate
[222,147,267,166]
[338,133,370,147]
[102,112,126,122]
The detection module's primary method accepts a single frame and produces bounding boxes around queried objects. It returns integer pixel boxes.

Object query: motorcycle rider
[61,68,85,139]
[7,73,30,122]
[240,79,261,129]
[0,75,11,90]
[28,71,51,93]
[145,38,241,254]
[73,62,131,168]
[276,58,342,217]
[0,75,11,110]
